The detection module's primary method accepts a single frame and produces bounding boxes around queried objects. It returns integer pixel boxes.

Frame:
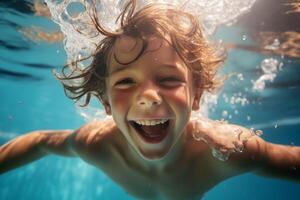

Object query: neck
[128,130,188,173]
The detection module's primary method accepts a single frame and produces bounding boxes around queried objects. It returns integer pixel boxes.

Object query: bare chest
[95,151,221,200]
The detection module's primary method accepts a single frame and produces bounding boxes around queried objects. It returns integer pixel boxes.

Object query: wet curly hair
[56,0,225,106]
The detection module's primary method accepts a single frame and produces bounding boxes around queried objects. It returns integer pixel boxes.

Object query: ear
[192,89,202,111]
[102,99,112,115]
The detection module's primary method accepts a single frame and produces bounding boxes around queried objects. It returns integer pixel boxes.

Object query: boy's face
[104,35,200,160]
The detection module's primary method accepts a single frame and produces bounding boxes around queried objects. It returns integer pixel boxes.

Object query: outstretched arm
[251,138,300,182]
[192,119,300,182]
[0,130,75,174]
[221,126,300,182]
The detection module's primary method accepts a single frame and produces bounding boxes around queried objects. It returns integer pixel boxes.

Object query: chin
[138,148,170,161]
[135,137,180,162]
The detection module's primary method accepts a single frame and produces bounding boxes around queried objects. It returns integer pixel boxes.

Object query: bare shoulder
[188,118,268,170]
[70,119,120,157]
[73,119,118,143]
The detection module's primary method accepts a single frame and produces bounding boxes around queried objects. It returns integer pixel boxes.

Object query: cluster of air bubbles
[229,93,249,106]
[237,73,244,81]
[45,0,132,68]
[45,0,257,67]
[180,0,257,34]
[220,92,249,118]
[220,110,250,122]
[264,38,281,51]
[192,119,261,162]
[252,58,283,91]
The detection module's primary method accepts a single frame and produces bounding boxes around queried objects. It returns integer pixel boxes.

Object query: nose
[137,87,162,108]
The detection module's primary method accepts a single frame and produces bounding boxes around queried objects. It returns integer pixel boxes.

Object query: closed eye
[114,78,136,89]
[160,77,181,82]
[159,77,185,87]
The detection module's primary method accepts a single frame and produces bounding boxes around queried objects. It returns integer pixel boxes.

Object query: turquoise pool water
[1,1,300,199]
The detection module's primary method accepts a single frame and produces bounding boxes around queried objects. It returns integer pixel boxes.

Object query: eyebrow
[109,63,181,75]
[109,65,131,75]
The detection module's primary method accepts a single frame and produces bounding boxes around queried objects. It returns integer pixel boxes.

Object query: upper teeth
[134,119,168,126]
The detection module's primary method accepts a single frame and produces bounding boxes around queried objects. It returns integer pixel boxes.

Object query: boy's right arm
[0,129,75,174]
[0,120,117,174]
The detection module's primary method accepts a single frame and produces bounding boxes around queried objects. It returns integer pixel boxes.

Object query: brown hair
[55,0,225,106]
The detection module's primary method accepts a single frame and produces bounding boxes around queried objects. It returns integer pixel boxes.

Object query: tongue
[141,124,166,136]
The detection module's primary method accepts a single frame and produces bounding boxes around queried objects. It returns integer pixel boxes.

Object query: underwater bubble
[236,144,244,153]
[232,141,244,153]
[264,38,280,50]
[66,1,86,18]
[239,97,248,106]
[250,127,255,135]
[222,94,229,103]
[242,35,247,41]
[229,95,248,106]
[237,73,244,81]
[222,110,228,118]
[254,129,263,136]
[252,78,266,91]
[233,128,243,138]
[211,148,230,162]
[261,58,279,74]
[253,58,281,91]
[279,62,284,71]
[192,131,203,141]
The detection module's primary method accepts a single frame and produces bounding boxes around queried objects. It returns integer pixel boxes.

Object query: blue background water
[0,1,300,199]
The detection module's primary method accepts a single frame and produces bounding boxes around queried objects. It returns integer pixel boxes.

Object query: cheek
[164,86,191,109]
[109,90,133,112]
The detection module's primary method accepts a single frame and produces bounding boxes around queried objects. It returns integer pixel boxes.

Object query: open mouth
[129,119,170,143]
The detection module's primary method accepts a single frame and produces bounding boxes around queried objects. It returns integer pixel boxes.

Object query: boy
[1,1,299,199]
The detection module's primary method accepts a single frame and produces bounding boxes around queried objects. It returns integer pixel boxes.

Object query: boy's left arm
[194,120,300,182]
[245,135,300,181]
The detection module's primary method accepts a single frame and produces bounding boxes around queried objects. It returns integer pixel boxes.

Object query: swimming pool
[1,0,300,199]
